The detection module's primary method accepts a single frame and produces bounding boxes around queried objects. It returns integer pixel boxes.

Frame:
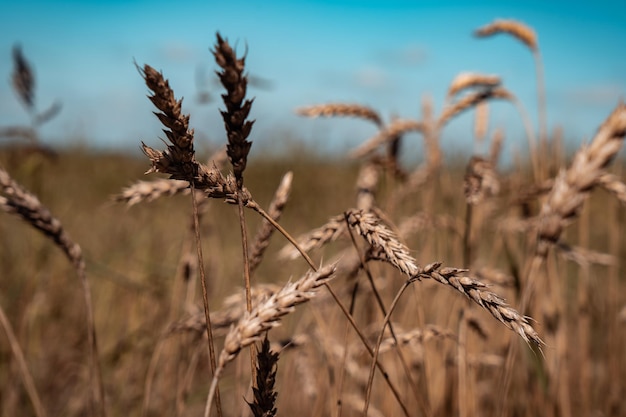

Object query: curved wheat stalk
[296,103,383,127]
[474,19,547,178]
[350,119,425,159]
[447,72,501,100]
[474,19,537,51]
[0,166,105,417]
[345,209,542,346]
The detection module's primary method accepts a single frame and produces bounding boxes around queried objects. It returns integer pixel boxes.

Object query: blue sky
[1,0,625,158]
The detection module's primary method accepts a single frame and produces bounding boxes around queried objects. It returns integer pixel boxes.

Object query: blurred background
[1,0,625,157]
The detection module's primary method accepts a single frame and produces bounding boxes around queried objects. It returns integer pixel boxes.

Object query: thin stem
[534,49,548,180]
[205,367,224,417]
[463,203,473,268]
[78,263,106,417]
[0,302,46,417]
[323,282,411,417]
[237,192,257,385]
[334,280,360,417]
[510,96,540,182]
[362,279,413,417]
[248,201,317,270]
[344,213,431,416]
[498,254,544,417]
[457,309,469,417]
[191,185,222,417]
[206,200,409,417]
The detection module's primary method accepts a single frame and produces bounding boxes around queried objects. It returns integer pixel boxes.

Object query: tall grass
[1,20,625,417]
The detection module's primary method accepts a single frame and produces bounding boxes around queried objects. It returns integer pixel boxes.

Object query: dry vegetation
[1,20,626,417]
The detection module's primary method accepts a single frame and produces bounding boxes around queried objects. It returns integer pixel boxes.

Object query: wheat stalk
[249,172,293,273]
[350,119,424,159]
[439,86,539,179]
[345,209,542,346]
[115,147,228,206]
[536,102,626,256]
[489,128,505,164]
[115,179,190,206]
[356,162,380,211]
[11,44,35,110]
[296,103,383,127]
[474,19,537,51]
[474,19,547,179]
[0,166,105,417]
[464,156,500,205]
[247,336,279,417]
[375,325,456,354]
[278,213,348,259]
[204,264,337,417]
[447,72,501,100]
[474,101,489,143]
[212,37,257,385]
[214,33,253,188]
[597,172,626,204]
[165,284,282,337]
[0,301,46,417]
[138,61,224,417]
[438,87,513,127]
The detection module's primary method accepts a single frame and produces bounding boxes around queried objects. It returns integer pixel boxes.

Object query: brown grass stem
[248,201,317,270]
[0,301,46,417]
[363,278,415,417]
[0,166,105,417]
[244,204,413,414]
[497,254,544,417]
[346,209,542,346]
[296,103,384,127]
[322,282,412,417]
[463,203,473,269]
[191,184,223,417]
[534,49,548,179]
[249,172,292,273]
[334,280,360,417]
[237,192,257,384]
[457,310,468,417]
[344,213,431,416]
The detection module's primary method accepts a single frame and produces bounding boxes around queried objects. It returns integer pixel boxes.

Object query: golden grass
[1,22,626,417]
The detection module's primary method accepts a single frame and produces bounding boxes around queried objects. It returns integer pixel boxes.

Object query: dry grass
[1,21,625,417]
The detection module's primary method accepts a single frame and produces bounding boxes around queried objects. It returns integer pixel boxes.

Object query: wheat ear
[247,336,279,417]
[345,209,542,346]
[213,31,260,384]
[296,103,383,127]
[474,19,547,179]
[536,102,626,256]
[138,62,223,417]
[446,72,501,100]
[438,87,513,127]
[11,44,35,110]
[474,19,537,50]
[204,264,337,417]
[249,172,293,273]
[278,213,347,259]
[350,118,424,159]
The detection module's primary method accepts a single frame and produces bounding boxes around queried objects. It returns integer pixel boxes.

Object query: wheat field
[1,21,625,417]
